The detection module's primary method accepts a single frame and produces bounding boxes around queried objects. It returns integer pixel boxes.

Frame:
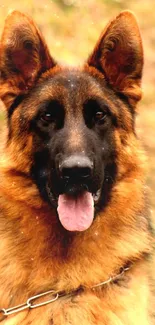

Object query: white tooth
[93,189,101,202]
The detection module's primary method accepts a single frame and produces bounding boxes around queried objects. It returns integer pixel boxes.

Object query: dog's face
[0,11,143,231]
[17,69,118,231]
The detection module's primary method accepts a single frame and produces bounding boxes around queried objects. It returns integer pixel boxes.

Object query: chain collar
[0,264,131,321]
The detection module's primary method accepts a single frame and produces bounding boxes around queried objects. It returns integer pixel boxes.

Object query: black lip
[46,182,102,209]
[46,183,58,207]
[63,182,89,196]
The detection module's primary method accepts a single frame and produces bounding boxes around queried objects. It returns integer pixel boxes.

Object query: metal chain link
[0,290,59,320]
[0,265,130,321]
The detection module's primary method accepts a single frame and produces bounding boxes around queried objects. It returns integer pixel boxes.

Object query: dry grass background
[0,0,154,220]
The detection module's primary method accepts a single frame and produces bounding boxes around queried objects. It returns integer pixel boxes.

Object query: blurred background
[0,0,154,218]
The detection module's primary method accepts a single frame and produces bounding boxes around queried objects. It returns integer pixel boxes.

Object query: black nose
[59,155,93,179]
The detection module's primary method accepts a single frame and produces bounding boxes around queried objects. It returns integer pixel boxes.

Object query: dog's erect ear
[0,11,55,109]
[87,11,143,103]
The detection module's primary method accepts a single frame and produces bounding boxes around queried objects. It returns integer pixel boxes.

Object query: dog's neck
[0,263,132,322]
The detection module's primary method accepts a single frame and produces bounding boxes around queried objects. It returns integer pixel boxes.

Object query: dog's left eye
[94,111,107,123]
[83,99,108,128]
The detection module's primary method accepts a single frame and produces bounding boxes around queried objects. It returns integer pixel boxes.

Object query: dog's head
[0,11,143,231]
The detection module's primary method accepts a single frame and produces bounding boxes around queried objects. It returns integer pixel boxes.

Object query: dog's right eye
[40,112,55,123]
[38,100,65,129]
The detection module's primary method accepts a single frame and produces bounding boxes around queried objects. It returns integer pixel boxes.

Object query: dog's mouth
[46,183,101,232]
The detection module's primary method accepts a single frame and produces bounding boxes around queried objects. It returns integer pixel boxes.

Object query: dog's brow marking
[39,83,67,100]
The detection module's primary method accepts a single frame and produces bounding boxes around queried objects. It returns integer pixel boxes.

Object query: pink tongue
[57,192,94,232]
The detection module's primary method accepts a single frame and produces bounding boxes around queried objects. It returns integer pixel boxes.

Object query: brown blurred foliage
[0,0,154,218]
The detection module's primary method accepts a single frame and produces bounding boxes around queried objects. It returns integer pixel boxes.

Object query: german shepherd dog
[0,10,154,325]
